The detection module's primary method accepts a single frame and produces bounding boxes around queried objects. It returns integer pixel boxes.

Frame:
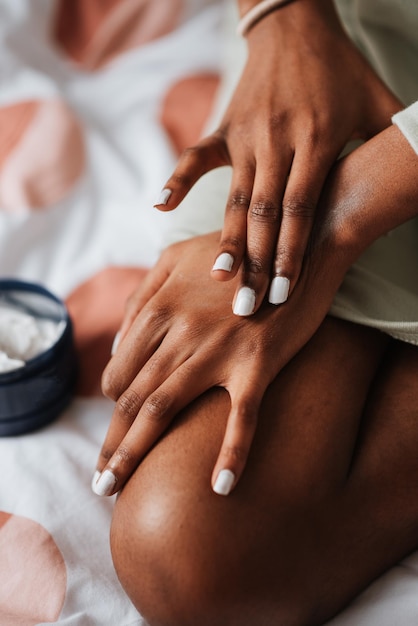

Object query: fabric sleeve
[392,101,418,155]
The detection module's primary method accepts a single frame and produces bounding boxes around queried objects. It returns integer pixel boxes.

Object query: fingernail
[212,252,234,272]
[92,469,117,496]
[111,331,121,356]
[268,276,290,305]
[233,287,256,316]
[91,470,101,490]
[213,469,235,496]
[154,188,171,206]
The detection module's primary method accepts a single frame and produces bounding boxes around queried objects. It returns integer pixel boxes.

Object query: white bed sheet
[0,1,417,624]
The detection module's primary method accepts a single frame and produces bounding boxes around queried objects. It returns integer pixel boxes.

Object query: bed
[1,1,418,624]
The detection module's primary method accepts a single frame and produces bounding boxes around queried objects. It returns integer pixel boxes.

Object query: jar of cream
[0,279,77,436]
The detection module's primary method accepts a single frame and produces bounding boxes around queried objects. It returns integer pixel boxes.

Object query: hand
[93,122,418,499]
[154,0,402,315]
[93,224,346,498]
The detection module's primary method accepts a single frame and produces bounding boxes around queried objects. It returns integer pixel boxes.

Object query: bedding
[0,1,418,624]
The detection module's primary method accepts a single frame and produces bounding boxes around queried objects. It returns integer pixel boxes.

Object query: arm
[93,123,418,498]
[154,0,402,315]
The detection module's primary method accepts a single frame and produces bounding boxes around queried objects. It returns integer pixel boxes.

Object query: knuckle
[227,191,252,213]
[176,316,200,341]
[116,388,142,423]
[124,291,136,311]
[222,444,248,465]
[171,145,204,184]
[142,390,172,423]
[99,446,113,464]
[123,297,144,323]
[114,444,135,467]
[181,144,202,162]
[220,235,244,252]
[170,170,194,188]
[275,242,304,266]
[269,111,290,132]
[282,196,316,220]
[275,247,294,266]
[274,248,301,278]
[302,122,322,147]
[143,303,172,330]
[101,367,121,400]
[250,200,281,224]
[245,255,265,276]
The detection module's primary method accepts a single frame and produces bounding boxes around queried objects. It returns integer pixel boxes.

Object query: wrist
[317,125,418,269]
[238,0,338,35]
[237,0,333,17]
[242,0,345,54]
[237,0,297,36]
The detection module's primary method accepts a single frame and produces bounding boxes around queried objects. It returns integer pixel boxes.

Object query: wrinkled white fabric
[0,2,417,626]
[393,101,418,155]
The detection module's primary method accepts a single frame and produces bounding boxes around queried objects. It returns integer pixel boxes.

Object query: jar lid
[0,279,77,436]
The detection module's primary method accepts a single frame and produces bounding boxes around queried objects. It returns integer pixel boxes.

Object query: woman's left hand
[93,227,343,497]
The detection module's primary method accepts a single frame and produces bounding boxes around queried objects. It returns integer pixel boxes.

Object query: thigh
[304,338,418,622]
[110,318,418,626]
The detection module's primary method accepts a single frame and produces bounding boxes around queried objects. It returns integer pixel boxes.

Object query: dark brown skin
[97,124,418,496]
[92,125,418,626]
[155,0,402,313]
[109,320,418,626]
[92,1,418,622]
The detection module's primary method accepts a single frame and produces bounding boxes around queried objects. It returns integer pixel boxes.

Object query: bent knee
[110,468,322,626]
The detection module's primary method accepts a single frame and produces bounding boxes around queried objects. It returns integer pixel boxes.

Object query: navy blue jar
[0,279,77,436]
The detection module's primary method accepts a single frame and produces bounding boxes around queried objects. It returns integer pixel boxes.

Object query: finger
[111,238,187,358]
[211,159,255,281]
[269,147,330,305]
[100,318,225,472]
[93,357,214,496]
[212,377,265,496]
[232,151,290,316]
[102,296,172,401]
[153,132,230,212]
[99,335,192,475]
[117,259,171,344]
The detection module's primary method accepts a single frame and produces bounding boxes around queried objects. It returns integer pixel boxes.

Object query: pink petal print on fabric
[0,100,85,213]
[53,0,184,70]
[0,101,39,170]
[0,512,67,625]
[66,266,149,397]
[160,73,220,155]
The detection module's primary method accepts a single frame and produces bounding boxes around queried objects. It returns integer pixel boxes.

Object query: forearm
[318,124,418,268]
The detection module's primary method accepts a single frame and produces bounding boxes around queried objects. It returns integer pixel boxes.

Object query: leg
[110,317,418,626]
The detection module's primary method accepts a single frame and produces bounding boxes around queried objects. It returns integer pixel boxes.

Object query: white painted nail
[91,470,101,490]
[213,469,235,496]
[92,469,117,496]
[268,276,290,305]
[154,188,171,206]
[111,331,121,356]
[233,286,256,316]
[212,252,234,272]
